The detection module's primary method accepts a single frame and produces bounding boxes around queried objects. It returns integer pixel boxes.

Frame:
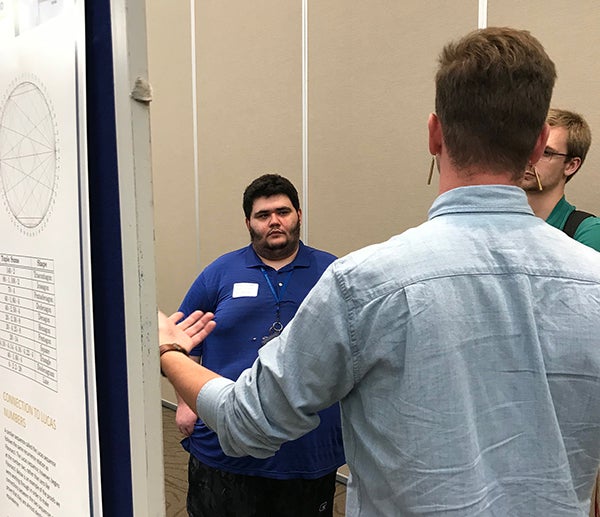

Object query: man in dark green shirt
[522,108,600,251]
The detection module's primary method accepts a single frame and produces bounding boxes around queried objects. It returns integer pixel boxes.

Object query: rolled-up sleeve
[196,377,235,431]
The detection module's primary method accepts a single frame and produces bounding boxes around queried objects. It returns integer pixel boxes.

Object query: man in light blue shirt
[160,27,600,516]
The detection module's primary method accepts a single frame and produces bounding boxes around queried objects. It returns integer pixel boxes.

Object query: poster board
[0,1,100,515]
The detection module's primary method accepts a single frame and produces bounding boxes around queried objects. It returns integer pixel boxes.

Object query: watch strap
[159,343,189,357]
[159,343,189,377]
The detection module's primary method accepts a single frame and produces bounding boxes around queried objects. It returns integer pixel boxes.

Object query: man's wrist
[159,343,189,376]
[159,343,190,357]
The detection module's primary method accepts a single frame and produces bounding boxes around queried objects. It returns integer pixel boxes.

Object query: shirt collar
[428,185,534,220]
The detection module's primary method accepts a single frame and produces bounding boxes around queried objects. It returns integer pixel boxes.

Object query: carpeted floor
[162,405,347,516]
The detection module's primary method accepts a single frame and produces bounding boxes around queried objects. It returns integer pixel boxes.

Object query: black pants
[187,455,337,517]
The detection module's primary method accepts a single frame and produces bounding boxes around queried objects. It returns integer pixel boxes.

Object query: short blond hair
[547,108,592,181]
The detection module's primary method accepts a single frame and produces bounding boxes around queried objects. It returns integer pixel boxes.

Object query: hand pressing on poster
[158,310,215,354]
[157,310,219,415]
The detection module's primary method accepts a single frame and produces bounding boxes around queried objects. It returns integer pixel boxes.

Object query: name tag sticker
[232,282,259,298]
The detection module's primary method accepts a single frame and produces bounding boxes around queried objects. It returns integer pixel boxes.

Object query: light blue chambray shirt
[198,185,600,516]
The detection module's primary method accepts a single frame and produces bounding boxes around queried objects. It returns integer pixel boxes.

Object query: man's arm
[174,271,217,428]
[158,310,220,413]
[175,356,200,436]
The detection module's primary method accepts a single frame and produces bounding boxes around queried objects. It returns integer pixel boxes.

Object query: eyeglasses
[540,148,572,161]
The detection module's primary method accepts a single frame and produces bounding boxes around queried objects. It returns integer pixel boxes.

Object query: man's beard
[250,222,301,261]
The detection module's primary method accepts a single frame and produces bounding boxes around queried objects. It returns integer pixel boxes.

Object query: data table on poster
[0,253,57,391]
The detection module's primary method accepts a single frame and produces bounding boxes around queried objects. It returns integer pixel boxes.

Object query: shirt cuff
[196,376,235,431]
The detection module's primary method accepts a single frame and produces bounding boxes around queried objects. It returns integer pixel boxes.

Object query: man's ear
[428,113,442,155]
[245,218,251,231]
[564,156,582,179]
[297,209,302,224]
[529,123,550,164]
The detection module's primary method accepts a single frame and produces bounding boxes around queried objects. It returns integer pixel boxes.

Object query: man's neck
[438,168,516,194]
[526,187,564,220]
[255,246,299,270]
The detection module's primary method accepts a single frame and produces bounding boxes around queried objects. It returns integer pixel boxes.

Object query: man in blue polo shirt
[175,174,344,516]
[522,108,600,251]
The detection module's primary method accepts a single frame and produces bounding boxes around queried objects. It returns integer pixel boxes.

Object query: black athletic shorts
[187,455,337,517]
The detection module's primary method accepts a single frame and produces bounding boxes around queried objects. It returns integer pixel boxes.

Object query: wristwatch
[159,343,189,376]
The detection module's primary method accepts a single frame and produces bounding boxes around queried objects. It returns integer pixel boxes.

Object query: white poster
[0,1,97,515]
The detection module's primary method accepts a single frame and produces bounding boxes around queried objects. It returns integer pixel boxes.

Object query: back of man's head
[435,27,556,178]
[242,174,300,218]
[547,108,592,182]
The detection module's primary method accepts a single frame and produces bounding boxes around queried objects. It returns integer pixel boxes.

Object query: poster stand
[0,0,163,515]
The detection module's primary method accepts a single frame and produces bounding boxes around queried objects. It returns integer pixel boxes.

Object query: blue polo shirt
[178,241,345,478]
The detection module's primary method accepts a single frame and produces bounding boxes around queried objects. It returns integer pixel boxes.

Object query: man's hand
[176,401,198,436]
[158,309,221,413]
[158,310,216,353]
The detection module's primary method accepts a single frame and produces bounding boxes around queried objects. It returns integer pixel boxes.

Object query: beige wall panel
[307,1,478,257]
[195,1,303,267]
[147,2,197,314]
[147,3,195,402]
[489,0,600,214]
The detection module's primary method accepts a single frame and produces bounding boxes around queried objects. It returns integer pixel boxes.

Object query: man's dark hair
[243,174,300,218]
[435,27,556,178]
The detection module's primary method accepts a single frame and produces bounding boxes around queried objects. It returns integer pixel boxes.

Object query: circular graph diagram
[0,80,59,233]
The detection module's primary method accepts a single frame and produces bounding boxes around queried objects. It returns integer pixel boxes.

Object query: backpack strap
[563,210,595,238]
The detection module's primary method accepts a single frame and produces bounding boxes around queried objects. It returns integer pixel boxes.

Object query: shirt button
[278,282,283,287]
